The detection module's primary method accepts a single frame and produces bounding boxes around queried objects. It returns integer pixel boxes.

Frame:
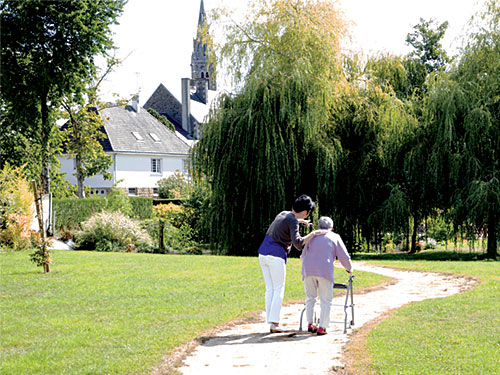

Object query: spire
[198,0,205,26]
[190,0,216,105]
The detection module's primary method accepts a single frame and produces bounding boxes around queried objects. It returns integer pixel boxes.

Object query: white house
[57,99,193,197]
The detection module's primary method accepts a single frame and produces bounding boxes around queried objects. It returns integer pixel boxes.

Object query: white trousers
[304,276,333,328]
[259,254,286,324]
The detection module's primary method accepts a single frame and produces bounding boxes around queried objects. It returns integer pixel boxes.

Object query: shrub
[0,164,34,250]
[162,222,195,253]
[105,186,132,216]
[54,190,151,232]
[53,197,106,231]
[153,203,184,226]
[129,197,153,219]
[75,211,153,252]
[157,171,191,199]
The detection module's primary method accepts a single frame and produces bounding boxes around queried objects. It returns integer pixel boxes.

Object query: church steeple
[191,0,216,105]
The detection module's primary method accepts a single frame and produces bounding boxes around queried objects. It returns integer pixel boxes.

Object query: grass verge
[0,250,386,374]
[343,253,499,375]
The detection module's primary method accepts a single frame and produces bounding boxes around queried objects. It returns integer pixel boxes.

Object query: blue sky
[98,0,480,121]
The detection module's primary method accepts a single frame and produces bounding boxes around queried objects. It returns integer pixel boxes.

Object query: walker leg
[299,307,306,331]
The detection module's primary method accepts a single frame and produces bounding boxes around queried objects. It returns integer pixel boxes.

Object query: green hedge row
[129,197,153,219]
[54,196,153,229]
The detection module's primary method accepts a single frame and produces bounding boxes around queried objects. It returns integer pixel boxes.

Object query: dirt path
[164,262,475,375]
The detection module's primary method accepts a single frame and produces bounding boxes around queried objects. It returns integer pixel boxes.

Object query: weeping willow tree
[193,0,348,254]
[423,0,500,259]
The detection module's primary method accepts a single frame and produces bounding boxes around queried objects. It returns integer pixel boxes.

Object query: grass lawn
[348,252,500,375]
[0,250,386,374]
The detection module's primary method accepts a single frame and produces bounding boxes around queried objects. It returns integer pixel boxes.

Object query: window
[131,131,144,141]
[149,132,161,142]
[151,158,161,173]
[182,159,190,174]
[128,188,137,196]
[153,187,159,196]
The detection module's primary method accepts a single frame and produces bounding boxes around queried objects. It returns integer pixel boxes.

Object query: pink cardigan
[301,231,352,283]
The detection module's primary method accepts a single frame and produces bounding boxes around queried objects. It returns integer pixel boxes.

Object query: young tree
[0,0,125,194]
[61,58,122,198]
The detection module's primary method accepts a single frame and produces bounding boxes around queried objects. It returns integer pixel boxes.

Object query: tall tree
[367,18,451,252]
[0,0,125,193]
[193,0,348,254]
[424,0,500,258]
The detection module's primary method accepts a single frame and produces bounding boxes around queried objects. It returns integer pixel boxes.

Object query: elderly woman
[301,216,352,335]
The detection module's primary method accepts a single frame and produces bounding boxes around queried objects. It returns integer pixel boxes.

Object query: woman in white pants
[258,195,325,333]
[301,216,352,335]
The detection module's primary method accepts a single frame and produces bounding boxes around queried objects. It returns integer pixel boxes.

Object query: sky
[97,0,481,121]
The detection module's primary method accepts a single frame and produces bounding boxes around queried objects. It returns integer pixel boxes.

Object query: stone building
[144,0,216,139]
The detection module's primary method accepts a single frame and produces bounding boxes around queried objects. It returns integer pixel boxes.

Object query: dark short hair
[292,194,315,213]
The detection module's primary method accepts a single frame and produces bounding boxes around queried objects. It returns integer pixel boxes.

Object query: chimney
[181,78,191,134]
[132,94,140,113]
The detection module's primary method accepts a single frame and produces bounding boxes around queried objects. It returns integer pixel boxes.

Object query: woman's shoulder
[327,231,342,241]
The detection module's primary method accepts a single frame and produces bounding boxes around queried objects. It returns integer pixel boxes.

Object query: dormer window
[201,72,204,79]
[149,133,161,142]
[132,131,144,141]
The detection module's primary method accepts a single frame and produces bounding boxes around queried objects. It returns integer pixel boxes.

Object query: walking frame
[299,274,355,334]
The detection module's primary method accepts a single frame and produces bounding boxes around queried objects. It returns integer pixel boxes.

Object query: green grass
[0,251,386,374]
[354,254,499,374]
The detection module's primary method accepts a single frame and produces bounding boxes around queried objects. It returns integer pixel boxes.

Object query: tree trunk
[40,93,51,195]
[410,213,419,253]
[487,212,498,260]
[76,156,85,198]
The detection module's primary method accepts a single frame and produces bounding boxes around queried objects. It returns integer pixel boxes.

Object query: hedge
[54,196,153,230]
[129,197,153,219]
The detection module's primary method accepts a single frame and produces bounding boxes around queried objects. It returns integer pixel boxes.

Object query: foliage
[75,211,153,252]
[423,0,500,258]
[54,192,151,231]
[61,106,113,198]
[157,171,192,199]
[29,232,54,271]
[153,203,184,226]
[105,186,133,216]
[146,108,176,132]
[194,0,348,254]
[405,18,450,75]
[129,197,153,219]
[0,0,125,193]
[0,164,34,250]
[53,197,107,231]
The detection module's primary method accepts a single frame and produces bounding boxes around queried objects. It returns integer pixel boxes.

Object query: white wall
[114,153,187,188]
[57,155,114,188]
[57,153,189,190]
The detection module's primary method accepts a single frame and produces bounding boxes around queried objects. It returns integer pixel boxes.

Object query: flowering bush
[153,203,184,227]
[0,164,34,250]
[75,211,153,252]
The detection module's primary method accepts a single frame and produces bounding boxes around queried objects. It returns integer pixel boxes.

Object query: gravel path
[164,262,475,375]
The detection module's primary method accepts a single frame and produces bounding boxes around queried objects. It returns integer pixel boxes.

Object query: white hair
[318,216,333,229]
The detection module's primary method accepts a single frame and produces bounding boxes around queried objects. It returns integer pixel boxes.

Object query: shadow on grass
[352,250,498,262]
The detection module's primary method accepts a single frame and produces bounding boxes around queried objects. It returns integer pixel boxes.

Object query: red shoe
[307,323,317,333]
[317,327,327,335]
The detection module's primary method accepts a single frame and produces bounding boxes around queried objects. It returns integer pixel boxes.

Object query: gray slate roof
[101,106,190,155]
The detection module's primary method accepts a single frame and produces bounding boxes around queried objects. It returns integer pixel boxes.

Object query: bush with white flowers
[75,211,153,252]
